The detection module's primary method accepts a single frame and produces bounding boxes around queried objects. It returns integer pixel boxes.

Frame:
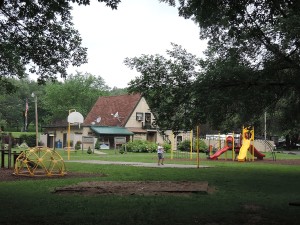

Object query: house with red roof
[41,93,190,150]
[81,93,165,149]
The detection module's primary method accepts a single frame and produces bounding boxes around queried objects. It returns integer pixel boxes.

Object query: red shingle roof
[84,93,142,127]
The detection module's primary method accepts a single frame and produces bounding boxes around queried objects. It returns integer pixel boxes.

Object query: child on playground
[157,143,164,166]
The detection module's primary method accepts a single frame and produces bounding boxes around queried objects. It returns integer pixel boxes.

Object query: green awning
[91,126,134,136]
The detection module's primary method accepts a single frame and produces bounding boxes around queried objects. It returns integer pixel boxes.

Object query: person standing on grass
[157,143,164,165]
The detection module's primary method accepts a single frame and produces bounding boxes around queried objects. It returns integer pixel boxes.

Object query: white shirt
[157,146,164,154]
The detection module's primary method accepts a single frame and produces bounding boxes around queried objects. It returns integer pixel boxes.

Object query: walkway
[68,160,211,168]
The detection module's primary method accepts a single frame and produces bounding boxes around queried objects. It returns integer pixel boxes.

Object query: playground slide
[238,140,266,161]
[209,146,230,160]
[250,146,265,160]
[237,139,251,162]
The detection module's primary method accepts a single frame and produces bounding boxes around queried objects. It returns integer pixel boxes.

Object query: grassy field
[1,149,300,225]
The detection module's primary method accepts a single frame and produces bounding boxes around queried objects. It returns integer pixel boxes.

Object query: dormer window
[136,112,143,121]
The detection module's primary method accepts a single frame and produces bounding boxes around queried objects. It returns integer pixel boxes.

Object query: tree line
[0,72,127,132]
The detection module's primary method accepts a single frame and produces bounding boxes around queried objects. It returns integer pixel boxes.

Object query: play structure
[14,146,66,176]
[209,126,265,161]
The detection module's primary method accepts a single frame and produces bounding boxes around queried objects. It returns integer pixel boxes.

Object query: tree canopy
[0,0,121,91]
[41,72,110,123]
[127,0,300,135]
[0,72,122,132]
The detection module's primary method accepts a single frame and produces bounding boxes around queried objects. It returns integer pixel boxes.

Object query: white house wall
[125,97,153,128]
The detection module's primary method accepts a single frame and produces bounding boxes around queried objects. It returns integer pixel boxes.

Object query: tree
[175,0,300,133]
[0,0,121,92]
[125,43,203,132]
[41,72,109,122]
[0,78,45,131]
[127,1,300,135]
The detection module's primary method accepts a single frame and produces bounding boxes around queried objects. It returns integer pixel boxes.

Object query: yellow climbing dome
[14,147,66,177]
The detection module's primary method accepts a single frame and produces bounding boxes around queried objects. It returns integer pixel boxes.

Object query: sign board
[82,136,94,144]
[114,137,126,145]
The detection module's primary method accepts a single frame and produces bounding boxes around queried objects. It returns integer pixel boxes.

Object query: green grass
[1,149,300,225]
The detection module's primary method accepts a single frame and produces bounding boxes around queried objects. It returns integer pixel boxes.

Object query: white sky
[68,0,207,88]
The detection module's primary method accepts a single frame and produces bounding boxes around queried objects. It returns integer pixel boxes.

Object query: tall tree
[125,43,202,132]
[41,72,109,122]
[0,0,121,91]
[127,0,300,134]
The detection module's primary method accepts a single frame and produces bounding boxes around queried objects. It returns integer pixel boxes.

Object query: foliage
[127,1,300,136]
[125,43,201,132]
[87,146,92,154]
[123,140,157,153]
[75,141,81,150]
[162,142,171,153]
[19,133,36,147]
[177,139,208,152]
[0,0,121,92]
[41,72,109,122]
[177,140,191,152]
[194,139,208,152]
[94,139,100,149]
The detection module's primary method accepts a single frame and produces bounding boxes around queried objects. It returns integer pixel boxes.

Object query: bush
[87,146,92,154]
[19,134,36,147]
[162,142,171,153]
[122,140,157,153]
[178,140,191,151]
[75,141,81,150]
[194,139,208,152]
[95,139,100,149]
[177,139,208,152]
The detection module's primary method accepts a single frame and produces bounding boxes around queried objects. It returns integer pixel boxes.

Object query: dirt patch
[53,181,210,196]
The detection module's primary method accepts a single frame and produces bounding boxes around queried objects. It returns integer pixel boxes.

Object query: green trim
[91,126,134,135]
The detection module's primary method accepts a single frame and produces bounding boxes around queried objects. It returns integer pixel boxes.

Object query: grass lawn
[0,149,300,225]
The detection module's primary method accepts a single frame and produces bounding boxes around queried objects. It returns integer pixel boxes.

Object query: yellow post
[197,125,200,168]
[170,132,174,160]
[252,127,255,161]
[190,130,193,159]
[67,109,76,160]
[67,121,71,160]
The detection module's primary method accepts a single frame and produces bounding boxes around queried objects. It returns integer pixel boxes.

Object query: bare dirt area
[53,181,210,196]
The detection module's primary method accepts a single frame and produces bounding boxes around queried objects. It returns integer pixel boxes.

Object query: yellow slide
[237,139,251,162]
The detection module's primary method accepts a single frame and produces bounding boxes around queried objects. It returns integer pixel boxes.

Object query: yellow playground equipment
[237,125,264,162]
[14,147,66,176]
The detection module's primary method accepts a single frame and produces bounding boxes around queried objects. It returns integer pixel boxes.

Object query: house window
[145,113,151,126]
[136,112,143,121]
[177,136,182,146]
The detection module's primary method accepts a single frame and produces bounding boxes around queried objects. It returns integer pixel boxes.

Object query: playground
[207,126,273,161]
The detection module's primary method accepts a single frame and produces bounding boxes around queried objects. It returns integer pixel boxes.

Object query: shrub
[162,142,171,153]
[95,139,100,149]
[177,140,191,151]
[87,146,92,154]
[177,139,208,152]
[194,139,208,152]
[75,141,81,150]
[123,140,156,153]
[19,134,36,147]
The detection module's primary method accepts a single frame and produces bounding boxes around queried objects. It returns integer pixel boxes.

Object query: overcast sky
[69,0,207,88]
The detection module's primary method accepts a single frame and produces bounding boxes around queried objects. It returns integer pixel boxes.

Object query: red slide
[250,145,265,160]
[209,146,231,160]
